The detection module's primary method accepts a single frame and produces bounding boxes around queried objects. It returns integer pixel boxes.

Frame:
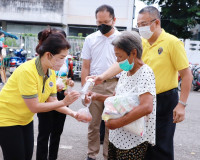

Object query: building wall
[0,0,134,32]
[6,23,62,34]
[0,0,64,24]
[66,0,134,30]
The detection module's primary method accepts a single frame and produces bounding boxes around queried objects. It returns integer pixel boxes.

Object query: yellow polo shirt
[142,30,189,94]
[0,57,57,126]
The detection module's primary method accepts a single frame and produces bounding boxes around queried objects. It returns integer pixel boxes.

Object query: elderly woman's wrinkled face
[114,47,130,62]
[114,47,134,71]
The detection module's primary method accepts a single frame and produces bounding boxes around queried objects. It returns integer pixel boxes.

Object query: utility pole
[127,0,136,31]
[132,0,136,29]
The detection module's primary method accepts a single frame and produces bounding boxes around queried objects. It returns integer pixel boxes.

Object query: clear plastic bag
[77,96,92,123]
[56,77,65,90]
[77,107,92,123]
[102,93,145,136]
[58,64,68,77]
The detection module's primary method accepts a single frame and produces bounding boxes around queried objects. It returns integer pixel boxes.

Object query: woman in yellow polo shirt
[0,28,84,160]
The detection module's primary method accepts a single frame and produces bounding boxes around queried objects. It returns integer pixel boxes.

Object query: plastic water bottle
[80,78,94,99]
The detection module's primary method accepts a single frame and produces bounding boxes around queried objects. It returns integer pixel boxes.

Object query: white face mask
[49,54,65,71]
[138,26,154,39]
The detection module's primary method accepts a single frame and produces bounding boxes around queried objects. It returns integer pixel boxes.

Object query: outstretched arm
[91,62,122,85]
[23,91,80,113]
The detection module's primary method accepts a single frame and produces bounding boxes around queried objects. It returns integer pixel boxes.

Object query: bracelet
[178,100,187,107]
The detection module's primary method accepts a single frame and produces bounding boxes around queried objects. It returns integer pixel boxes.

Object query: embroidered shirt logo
[158,47,163,55]
[49,81,53,87]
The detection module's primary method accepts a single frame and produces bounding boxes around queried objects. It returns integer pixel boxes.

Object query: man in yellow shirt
[137,6,193,160]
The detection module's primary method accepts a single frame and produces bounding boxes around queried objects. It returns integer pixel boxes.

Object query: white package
[102,94,145,136]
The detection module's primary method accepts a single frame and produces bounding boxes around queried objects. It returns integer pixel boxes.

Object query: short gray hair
[139,6,161,20]
[112,31,143,59]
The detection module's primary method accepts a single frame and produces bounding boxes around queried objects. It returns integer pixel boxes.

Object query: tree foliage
[140,0,200,39]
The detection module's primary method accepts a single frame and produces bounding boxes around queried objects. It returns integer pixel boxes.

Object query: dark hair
[0,31,4,36]
[112,31,143,59]
[38,28,67,40]
[51,28,67,38]
[95,4,115,18]
[139,6,161,20]
[36,28,70,57]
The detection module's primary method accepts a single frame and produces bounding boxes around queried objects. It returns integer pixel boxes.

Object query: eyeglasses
[136,19,156,28]
[96,18,113,25]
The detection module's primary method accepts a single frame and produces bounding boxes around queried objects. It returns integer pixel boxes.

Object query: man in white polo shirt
[81,4,121,160]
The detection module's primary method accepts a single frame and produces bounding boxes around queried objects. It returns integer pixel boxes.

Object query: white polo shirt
[81,30,121,76]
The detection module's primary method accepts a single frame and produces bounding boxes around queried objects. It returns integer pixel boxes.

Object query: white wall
[6,23,63,34]
[185,39,200,64]
[66,0,134,29]
[0,0,135,31]
[0,0,64,24]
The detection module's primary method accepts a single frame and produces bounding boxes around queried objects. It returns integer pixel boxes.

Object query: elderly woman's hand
[105,118,122,130]
[82,92,98,106]
[86,92,100,101]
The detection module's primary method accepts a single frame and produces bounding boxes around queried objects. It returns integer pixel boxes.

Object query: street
[0,80,200,160]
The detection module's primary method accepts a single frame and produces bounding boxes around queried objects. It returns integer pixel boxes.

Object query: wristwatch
[178,100,187,107]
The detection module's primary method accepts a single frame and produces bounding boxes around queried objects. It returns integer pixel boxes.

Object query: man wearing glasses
[137,6,192,160]
[81,4,121,160]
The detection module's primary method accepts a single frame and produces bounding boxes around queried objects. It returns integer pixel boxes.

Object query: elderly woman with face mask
[86,31,156,160]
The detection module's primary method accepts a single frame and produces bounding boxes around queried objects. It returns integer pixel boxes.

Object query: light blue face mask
[0,37,5,42]
[119,58,134,71]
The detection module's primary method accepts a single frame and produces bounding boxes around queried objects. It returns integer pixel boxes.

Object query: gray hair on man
[112,31,143,58]
[139,6,161,20]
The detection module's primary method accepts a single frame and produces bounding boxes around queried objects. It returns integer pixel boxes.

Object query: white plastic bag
[102,94,145,136]
[1,48,6,58]
[77,96,92,123]
[77,107,92,123]
[58,64,68,76]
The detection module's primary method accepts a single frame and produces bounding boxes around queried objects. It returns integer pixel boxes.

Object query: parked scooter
[9,48,27,73]
[191,64,200,91]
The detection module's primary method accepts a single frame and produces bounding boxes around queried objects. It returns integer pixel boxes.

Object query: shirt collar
[154,29,166,43]
[35,56,52,77]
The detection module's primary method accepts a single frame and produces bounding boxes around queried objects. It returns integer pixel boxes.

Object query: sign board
[185,39,200,64]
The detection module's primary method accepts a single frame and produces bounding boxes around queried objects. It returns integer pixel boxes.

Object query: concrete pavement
[0,81,200,160]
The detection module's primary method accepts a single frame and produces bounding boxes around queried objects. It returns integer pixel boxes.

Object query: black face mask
[97,24,113,34]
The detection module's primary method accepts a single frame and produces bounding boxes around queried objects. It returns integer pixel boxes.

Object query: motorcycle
[9,48,27,74]
[191,64,200,91]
